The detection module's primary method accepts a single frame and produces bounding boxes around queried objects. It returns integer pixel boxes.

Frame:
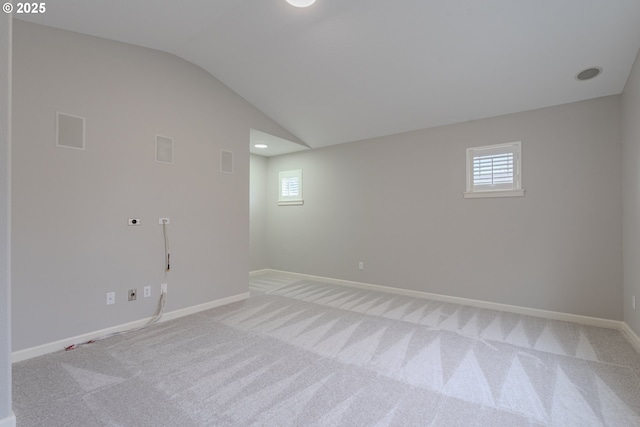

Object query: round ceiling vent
[576,67,602,81]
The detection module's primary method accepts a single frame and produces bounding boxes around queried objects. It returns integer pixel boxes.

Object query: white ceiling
[17,0,640,149]
[250,129,309,157]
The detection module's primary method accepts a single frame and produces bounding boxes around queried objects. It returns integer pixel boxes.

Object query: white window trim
[278,169,304,206]
[464,141,524,199]
[278,200,304,206]
[463,189,525,199]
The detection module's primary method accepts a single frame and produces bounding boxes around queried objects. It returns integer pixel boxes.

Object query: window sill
[278,200,304,206]
[463,189,525,199]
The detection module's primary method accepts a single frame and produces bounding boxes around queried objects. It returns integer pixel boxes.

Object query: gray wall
[250,154,268,271]
[623,48,640,335]
[266,96,623,320]
[0,11,12,423]
[11,21,299,351]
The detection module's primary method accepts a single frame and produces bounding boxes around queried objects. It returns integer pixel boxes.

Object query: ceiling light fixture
[575,67,602,81]
[286,0,316,7]
[254,144,268,149]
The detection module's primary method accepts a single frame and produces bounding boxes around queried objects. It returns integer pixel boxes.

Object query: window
[279,170,303,205]
[464,141,524,198]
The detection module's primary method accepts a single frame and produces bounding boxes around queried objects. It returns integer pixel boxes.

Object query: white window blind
[473,152,514,190]
[465,142,524,198]
[279,170,303,205]
[281,176,299,198]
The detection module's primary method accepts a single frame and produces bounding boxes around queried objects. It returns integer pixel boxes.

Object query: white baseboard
[0,413,15,427]
[249,269,271,277]
[261,269,623,330]
[621,322,640,353]
[160,292,249,323]
[11,292,249,363]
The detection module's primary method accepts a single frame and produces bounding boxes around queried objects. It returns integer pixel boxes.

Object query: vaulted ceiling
[18,0,640,149]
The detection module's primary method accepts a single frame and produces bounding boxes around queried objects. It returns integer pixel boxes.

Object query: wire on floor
[64,290,167,351]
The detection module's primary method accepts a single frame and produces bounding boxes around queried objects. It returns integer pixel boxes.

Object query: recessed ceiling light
[254,144,268,149]
[286,0,316,7]
[576,67,602,81]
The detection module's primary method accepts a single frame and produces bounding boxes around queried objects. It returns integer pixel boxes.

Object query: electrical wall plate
[159,218,170,224]
[128,289,137,301]
[128,218,141,226]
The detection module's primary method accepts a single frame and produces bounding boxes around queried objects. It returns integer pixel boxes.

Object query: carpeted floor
[12,272,640,426]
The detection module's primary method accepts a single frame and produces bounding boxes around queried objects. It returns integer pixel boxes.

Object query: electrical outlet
[128,218,141,226]
[161,283,167,294]
[358,261,364,270]
[144,286,151,298]
[159,218,170,225]
[128,289,137,301]
[106,292,115,305]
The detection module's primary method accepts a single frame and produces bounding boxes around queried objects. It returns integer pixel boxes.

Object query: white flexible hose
[163,220,170,271]
[65,222,171,351]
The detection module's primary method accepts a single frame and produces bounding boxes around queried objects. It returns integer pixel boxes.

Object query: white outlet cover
[144,286,151,298]
[106,292,115,305]
[159,218,170,224]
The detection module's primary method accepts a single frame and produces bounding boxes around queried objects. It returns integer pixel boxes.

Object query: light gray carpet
[13,272,640,426]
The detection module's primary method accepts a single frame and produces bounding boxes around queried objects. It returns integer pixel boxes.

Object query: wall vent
[156,135,174,164]
[220,150,233,173]
[56,112,85,150]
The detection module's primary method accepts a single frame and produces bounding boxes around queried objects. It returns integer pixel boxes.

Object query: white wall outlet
[161,283,167,294]
[106,292,115,305]
[159,218,170,224]
[144,286,151,298]
[128,218,141,226]
[358,261,364,270]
